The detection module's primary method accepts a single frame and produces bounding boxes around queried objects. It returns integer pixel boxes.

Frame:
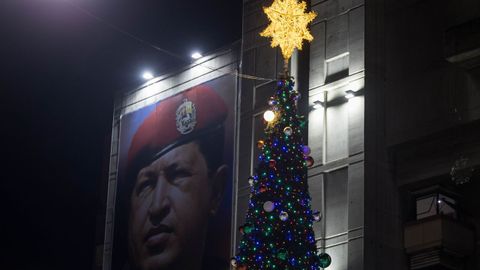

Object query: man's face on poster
[127,142,225,270]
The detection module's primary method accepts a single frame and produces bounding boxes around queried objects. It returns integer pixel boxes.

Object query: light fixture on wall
[345,90,355,99]
[142,71,154,80]
[313,100,323,109]
[191,51,203,59]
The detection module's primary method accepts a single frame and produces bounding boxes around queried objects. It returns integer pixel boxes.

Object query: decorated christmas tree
[232,0,331,269]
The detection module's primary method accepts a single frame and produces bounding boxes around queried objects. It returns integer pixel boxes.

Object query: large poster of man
[112,75,235,270]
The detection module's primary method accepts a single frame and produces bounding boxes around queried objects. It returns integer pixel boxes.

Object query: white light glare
[263,110,275,122]
[191,52,203,59]
[313,100,323,109]
[142,71,154,80]
[345,90,355,99]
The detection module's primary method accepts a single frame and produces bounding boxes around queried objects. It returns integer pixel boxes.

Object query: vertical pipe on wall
[321,91,328,255]
[322,91,328,164]
[321,172,327,254]
[231,65,242,259]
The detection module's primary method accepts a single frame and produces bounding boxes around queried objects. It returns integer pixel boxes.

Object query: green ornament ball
[277,249,287,260]
[243,224,253,234]
[318,253,332,268]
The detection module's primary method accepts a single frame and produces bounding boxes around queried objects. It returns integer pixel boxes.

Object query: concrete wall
[236,1,365,270]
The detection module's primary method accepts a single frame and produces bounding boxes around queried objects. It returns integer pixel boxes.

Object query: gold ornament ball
[257,140,265,149]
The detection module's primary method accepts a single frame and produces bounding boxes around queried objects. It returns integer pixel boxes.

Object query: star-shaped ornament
[261,0,317,62]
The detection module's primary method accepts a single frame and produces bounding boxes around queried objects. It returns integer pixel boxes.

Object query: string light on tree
[234,75,324,269]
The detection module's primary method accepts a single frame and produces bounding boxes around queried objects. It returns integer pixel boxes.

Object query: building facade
[99,0,480,269]
[365,0,480,269]
[237,0,480,269]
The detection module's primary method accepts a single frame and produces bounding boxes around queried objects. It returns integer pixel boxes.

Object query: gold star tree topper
[261,0,317,62]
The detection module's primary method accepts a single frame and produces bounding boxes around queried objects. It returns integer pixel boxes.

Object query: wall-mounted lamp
[142,71,154,80]
[313,100,323,109]
[345,90,355,99]
[191,51,203,59]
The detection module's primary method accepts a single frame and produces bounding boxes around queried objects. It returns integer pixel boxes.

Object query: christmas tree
[232,0,332,269]
[233,76,322,270]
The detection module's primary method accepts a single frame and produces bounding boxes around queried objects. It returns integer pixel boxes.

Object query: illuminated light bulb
[191,51,202,59]
[142,71,154,80]
[264,110,275,122]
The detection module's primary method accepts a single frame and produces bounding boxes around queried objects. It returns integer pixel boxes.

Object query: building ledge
[445,17,480,69]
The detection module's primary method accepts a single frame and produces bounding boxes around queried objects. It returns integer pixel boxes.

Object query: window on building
[413,186,457,220]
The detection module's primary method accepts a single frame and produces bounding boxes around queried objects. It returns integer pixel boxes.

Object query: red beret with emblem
[126,84,228,174]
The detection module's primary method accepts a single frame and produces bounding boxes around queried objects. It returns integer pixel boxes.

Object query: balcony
[404,215,475,269]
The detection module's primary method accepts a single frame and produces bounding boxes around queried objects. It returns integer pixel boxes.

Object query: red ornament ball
[306,156,314,167]
[269,159,276,168]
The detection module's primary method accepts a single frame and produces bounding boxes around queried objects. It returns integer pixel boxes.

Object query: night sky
[0,0,242,269]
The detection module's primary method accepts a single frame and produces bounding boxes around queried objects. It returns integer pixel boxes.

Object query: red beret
[127,84,228,172]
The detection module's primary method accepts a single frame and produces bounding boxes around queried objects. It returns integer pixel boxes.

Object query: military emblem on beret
[176,98,197,134]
